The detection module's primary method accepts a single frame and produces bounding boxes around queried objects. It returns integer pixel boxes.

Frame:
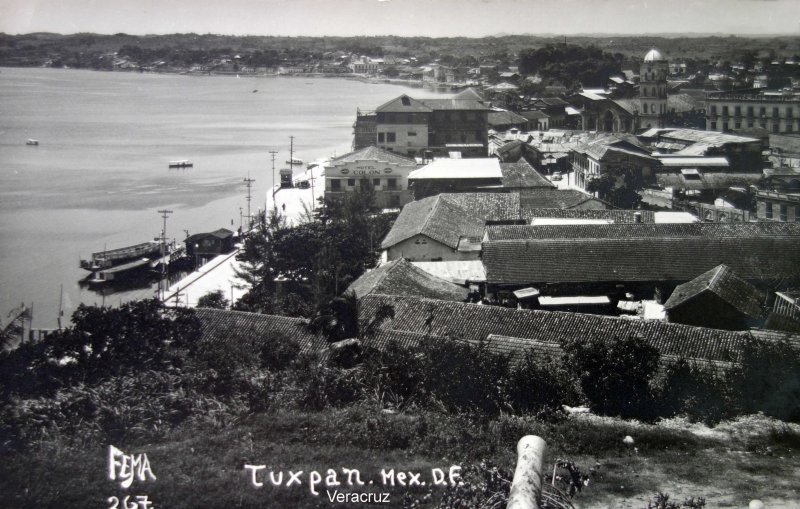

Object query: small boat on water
[26,139,39,146]
[286,157,303,166]
[169,160,193,168]
[80,240,182,285]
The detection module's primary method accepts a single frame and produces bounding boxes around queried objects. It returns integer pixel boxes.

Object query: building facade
[324,146,418,209]
[706,90,800,134]
[639,49,669,129]
[756,190,800,222]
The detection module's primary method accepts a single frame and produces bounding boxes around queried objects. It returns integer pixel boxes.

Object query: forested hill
[1,32,798,71]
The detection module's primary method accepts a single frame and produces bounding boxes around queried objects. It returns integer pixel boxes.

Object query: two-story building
[706,90,800,134]
[323,146,418,209]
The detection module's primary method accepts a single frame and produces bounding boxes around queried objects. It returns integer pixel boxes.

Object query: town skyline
[1,0,798,38]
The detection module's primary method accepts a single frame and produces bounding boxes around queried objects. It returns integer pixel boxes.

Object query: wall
[386,234,479,262]
[325,158,416,209]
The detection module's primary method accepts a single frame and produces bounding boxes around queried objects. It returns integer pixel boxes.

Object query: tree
[197,289,230,309]
[586,167,644,209]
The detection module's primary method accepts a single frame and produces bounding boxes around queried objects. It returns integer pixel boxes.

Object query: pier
[161,248,248,308]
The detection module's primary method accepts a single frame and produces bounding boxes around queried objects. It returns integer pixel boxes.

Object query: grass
[2,407,800,508]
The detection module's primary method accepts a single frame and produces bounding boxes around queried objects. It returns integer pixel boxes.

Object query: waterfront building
[408,158,504,199]
[706,90,800,134]
[185,229,235,267]
[354,88,491,158]
[323,146,418,209]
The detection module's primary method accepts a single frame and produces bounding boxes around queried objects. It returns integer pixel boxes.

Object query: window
[723,122,729,131]
[773,107,779,118]
[760,107,766,117]
[735,122,741,129]
[373,178,381,187]
[401,96,410,106]
[378,132,385,143]
[773,123,780,133]
[387,178,397,190]
[387,132,396,143]
[734,106,741,116]
[766,202,773,219]
[788,107,794,118]
[722,106,729,116]
[347,179,355,187]
[747,106,754,117]
[331,179,341,191]
[748,120,754,128]
[780,204,788,222]
[710,121,717,130]
[710,105,717,115]
[407,131,417,136]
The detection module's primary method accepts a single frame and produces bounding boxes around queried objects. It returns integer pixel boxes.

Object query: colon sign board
[340,163,396,176]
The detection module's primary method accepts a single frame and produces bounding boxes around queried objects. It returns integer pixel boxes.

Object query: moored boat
[168,160,193,168]
[286,157,303,166]
[26,139,39,146]
[80,241,163,272]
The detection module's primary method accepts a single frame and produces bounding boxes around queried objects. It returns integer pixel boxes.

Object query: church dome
[644,48,665,62]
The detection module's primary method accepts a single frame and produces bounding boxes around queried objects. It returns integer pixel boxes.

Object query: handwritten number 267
[108,495,153,509]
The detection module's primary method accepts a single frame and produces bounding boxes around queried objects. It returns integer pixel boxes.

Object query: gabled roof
[380,195,485,250]
[376,94,433,113]
[500,160,555,189]
[481,223,800,285]
[519,189,604,210]
[439,192,521,222]
[195,307,325,354]
[520,110,550,120]
[488,110,529,127]
[664,265,765,319]
[346,258,468,302]
[185,228,234,243]
[452,87,485,101]
[358,294,800,366]
[419,98,493,111]
[330,146,417,166]
[656,172,762,190]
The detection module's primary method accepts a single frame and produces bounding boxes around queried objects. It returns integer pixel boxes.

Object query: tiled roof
[439,192,521,222]
[412,260,487,284]
[357,294,798,365]
[520,110,550,120]
[482,223,800,284]
[452,88,485,101]
[612,98,640,115]
[488,110,529,126]
[664,264,766,319]
[519,189,602,210]
[330,146,417,166]
[346,259,468,302]
[656,172,762,190]
[500,160,555,189]
[195,307,326,354]
[522,208,655,223]
[380,195,485,250]
[668,93,704,113]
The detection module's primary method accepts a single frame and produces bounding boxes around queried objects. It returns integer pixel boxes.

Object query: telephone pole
[243,176,255,230]
[157,209,173,301]
[269,150,278,202]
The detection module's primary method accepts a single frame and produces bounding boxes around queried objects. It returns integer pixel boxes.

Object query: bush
[418,338,511,415]
[259,333,301,371]
[508,351,578,416]
[361,340,425,410]
[728,337,800,422]
[656,359,732,425]
[561,335,659,419]
[197,289,229,309]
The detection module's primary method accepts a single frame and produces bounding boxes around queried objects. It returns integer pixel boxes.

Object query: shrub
[361,340,425,410]
[418,337,511,415]
[561,335,660,419]
[508,351,578,417]
[727,337,800,422]
[656,359,732,425]
[259,333,301,371]
[196,289,229,309]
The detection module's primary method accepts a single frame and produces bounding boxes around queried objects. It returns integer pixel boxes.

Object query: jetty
[161,248,247,308]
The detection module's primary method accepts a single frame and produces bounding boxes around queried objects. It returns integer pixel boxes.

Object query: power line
[157,209,173,301]
[243,176,255,230]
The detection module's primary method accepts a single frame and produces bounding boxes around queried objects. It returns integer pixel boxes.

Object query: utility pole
[269,150,278,204]
[243,176,255,230]
[157,209,173,301]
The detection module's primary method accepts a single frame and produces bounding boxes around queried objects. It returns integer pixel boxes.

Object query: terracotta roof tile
[664,264,766,319]
[346,259,468,302]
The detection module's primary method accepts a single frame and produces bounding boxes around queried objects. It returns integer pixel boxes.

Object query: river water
[0,67,441,329]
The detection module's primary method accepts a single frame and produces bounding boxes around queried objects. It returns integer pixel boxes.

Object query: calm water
[0,67,441,328]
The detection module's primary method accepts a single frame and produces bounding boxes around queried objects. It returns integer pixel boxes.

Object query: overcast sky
[0,0,798,37]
